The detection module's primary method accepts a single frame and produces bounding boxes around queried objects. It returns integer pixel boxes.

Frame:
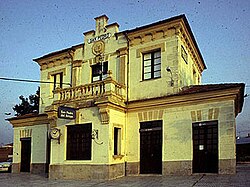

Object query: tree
[13,87,40,116]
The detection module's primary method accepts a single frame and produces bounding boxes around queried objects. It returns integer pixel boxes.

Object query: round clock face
[49,128,60,139]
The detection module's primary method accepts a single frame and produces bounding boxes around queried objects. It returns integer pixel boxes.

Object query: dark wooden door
[140,121,162,174]
[20,138,31,172]
[193,121,218,173]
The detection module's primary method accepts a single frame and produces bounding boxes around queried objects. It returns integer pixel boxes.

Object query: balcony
[52,75,126,107]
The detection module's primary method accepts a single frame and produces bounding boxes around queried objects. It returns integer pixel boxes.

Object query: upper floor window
[92,62,108,82]
[52,72,63,90]
[143,50,161,80]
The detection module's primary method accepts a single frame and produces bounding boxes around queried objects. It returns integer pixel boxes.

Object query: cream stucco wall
[128,35,178,101]
[13,124,48,164]
[50,107,128,166]
[40,63,71,113]
[177,37,201,87]
[109,108,126,164]
[126,99,236,164]
[50,107,110,165]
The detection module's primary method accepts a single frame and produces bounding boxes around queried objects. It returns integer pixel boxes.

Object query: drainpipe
[68,49,74,87]
[124,32,130,176]
[124,32,130,105]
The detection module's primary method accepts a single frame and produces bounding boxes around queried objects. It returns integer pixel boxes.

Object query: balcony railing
[53,76,126,105]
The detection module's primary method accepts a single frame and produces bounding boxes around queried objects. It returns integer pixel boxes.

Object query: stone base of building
[125,162,139,175]
[219,159,236,174]
[11,163,20,173]
[31,163,47,175]
[125,161,192,176]
[163,160,192,175]
[49,163,125,180]
[11,163,47,175]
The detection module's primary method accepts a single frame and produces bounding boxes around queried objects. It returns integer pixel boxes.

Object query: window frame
[114,127,121,156]
[66,123,92,160]
[92,61,108,82]
[142,50,161,80]
[52,72,63,90]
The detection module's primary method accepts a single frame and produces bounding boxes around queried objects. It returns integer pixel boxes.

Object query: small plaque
[58,106,76,119]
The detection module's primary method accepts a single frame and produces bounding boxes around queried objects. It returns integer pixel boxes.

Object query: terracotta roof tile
[177,83,245,95]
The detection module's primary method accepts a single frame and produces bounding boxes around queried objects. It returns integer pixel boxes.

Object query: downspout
[68,49,74,87]
[124,32,130,176]
[124,32,130,105]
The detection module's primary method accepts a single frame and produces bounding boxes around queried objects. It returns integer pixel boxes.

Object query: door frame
[20,137,31,172]
[192,120,218,173]
[139,120,162,174]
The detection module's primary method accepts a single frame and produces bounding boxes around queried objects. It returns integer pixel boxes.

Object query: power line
[0,77,71,86]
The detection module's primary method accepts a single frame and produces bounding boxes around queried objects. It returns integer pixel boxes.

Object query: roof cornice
[128,84,244,116]
[7,113,49,128]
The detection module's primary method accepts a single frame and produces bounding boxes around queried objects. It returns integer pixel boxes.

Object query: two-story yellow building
[8,14,244,180]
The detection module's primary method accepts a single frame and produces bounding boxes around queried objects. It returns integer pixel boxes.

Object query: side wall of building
[12,124,48,174]
[49,106,127,180]
[125,99,236,175]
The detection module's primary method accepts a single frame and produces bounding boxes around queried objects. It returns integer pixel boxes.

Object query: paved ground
[0,164,250,187]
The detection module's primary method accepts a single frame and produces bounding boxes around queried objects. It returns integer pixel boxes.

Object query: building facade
[8,15,244,179]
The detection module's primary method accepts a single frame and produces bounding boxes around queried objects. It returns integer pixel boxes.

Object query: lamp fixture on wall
[166,67,174,86]
[92,129,103,145]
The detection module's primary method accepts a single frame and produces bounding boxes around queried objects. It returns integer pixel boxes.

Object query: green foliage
[13,87,40,116]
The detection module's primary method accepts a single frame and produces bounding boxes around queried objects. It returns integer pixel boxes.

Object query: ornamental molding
[178,27,205,73]
[72,60,83,68]
[116,47,128,57]
[47,68,66,79]
[136,43,166,58]
[99,108,110,124]
[20,129,32,138]
[137,110,164,122]
[92,40,105,55]
[88,54,110,66]
[7,114,49,128]
[40,57,71,70]
[127,88,241,113]
[191,108,220,122]
[127,23,180,46]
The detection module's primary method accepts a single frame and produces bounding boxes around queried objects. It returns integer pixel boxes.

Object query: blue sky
[0,0,249,145]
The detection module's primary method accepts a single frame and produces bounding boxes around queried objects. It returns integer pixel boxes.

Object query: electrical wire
[0,77,71,86]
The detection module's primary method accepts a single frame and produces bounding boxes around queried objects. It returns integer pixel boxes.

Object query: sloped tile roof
[178,83,244,95]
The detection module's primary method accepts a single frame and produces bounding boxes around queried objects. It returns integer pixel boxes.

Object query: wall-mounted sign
[199,145,204,150]
[88,33,111,44]
[58,106,76,119]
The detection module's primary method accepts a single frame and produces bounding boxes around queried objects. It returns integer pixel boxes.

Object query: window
[143,50,161,80]
[52,72,63,90]
[67,124,92,160]
[92,62,108,82]
[114,127,121,155]
[181,45,188,64]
